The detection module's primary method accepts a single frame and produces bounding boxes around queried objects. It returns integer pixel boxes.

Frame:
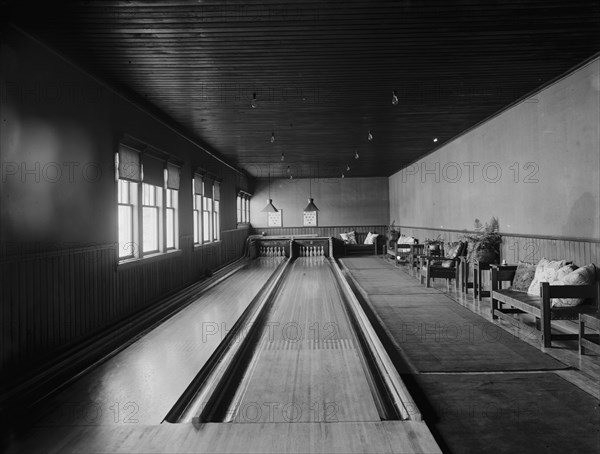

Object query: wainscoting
[0,227,249,381]
[397,226,600,267]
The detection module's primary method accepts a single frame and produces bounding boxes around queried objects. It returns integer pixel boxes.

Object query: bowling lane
[32,257,285,428]
[227,256,381,423]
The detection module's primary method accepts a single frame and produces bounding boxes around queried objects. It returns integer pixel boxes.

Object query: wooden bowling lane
[28,257,286,429]
[225,256,382,423]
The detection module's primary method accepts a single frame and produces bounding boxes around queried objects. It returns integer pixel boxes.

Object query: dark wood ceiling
[6,0,600,179]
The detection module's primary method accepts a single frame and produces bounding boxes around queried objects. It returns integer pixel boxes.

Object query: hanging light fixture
[280,152,285,161]
[367,130,373,141]
[392,90,399,106]
[270,132,275,143]
[304,173,319,212]
[355,150,359,159]
[346,164,350,172]
[341,173,345,178]
[251,92,258,108]
[261,165,278,212]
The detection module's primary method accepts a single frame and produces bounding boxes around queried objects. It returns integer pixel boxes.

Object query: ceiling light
[271,132,275,143]
[346,164,350,171]
[367,130,373,141]
[281,153,284,161]
[433,137,438,142]
[287,165,290,173]
[392,90,399,106]
[261,166,278,212]
[304,177,319,212]
[341,173,345,178]
[355,151,359,159]
[251,92,257,108]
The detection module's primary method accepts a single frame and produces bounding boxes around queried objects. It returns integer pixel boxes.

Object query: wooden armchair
[420,241,468,290]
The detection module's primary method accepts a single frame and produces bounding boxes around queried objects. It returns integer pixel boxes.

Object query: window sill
[193,240,222,251]
[117,249,182,270]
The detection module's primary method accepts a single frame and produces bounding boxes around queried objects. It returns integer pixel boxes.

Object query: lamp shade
[303,198,319,212]
[261,198,278,212]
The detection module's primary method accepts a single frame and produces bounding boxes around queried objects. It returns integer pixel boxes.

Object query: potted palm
[464,217,502,263]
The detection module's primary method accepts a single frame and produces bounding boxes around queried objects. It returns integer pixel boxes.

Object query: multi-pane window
[142,183,162,253]
[193,176,203,245]
[116,144,180,263]
[194,175,220,245]
[118,179,138,259]
[165,188,178,250]
[203,196,212,243]
[237,191,251,225]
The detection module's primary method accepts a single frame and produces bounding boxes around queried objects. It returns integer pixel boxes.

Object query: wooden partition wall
[252,225,387,240]
[0,228,249,379]
[397,226,600,267]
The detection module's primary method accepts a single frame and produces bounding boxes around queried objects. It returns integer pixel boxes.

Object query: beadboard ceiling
[5,0,600,178]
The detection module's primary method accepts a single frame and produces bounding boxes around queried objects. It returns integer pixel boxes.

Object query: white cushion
[527,258,570,296]
[364,232,379,245]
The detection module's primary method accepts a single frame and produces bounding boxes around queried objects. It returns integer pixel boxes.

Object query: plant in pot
[463,217,502,263]
[424,235,443,255]
[387,220,401,242]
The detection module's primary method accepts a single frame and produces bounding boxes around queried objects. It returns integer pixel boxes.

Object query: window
[165,188,178,250]
[193,175,203,245]
[237,191,251,226]
[194,175,220,245]
[142,183,162,253]
[118,179,138,259]
[116,143,181,263]
[203,196,212,243]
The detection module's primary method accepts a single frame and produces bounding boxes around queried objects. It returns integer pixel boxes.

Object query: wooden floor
[4,256,441,454]
[229,257,381,423]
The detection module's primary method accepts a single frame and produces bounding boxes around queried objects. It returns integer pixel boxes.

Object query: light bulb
[346,164,350,171]
[355,151,359,159]
[341,173,345,178]
[271,132,275,143]
[251,92,257,108]
[433,137,438,142]
[281,153,284,161]
[392,90,399,106]
[367,130,373,141]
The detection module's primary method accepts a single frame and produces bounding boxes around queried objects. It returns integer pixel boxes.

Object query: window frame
[117,148,181,265]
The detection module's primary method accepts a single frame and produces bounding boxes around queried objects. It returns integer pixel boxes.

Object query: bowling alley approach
[1,2,600,454]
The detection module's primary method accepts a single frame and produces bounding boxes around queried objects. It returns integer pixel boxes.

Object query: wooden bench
[491,265,600,348]
[579,313,600,355]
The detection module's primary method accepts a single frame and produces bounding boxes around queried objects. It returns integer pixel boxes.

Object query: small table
[473,261,493,301]
[407,244,425,275]
[460,257,474,294]
[579,313,600,355]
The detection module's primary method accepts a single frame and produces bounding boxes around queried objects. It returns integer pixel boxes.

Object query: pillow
[551,264,598,307]
[509,261,537,292]
[339,231,357,245]
[364,232,379,245]
[527,258,571,296]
